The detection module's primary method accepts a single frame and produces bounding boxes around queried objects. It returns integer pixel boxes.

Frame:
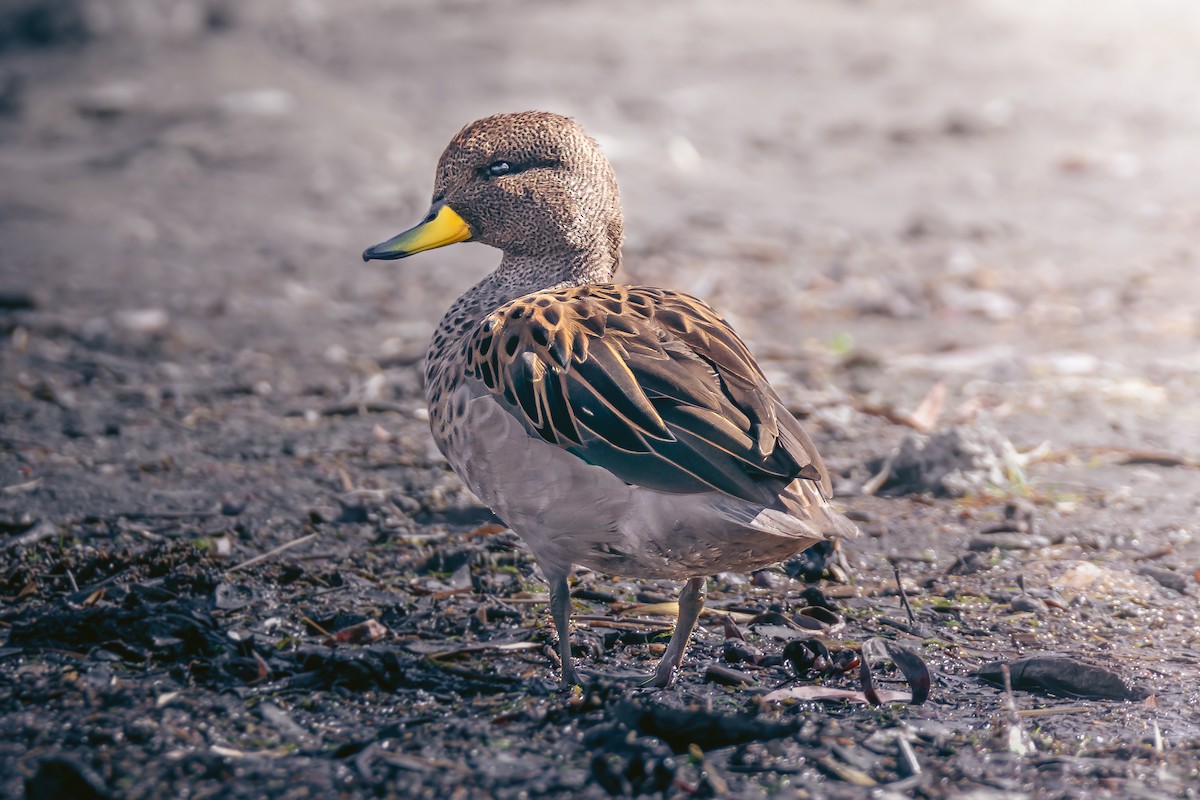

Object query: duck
[363,111,857,688]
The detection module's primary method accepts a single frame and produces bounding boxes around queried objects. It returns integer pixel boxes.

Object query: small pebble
[704,663,757,686]
[77,81,144,118]
[113,308,170,335]
[967,534,1049,551]
[1010,594,1048,614]
[219,88,296,117]
[1137,566,1191,594]
[1002,498,1037,535]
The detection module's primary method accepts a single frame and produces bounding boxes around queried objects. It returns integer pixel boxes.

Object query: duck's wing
[461,284,832,505]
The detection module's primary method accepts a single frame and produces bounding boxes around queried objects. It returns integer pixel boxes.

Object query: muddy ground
[1,1,1198,797]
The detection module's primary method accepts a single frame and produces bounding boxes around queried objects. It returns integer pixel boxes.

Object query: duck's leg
[549,574,582,687]
[647,576,707,688]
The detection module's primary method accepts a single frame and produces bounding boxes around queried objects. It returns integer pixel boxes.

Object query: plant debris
[859,638,932,705]
[976,656,1152,702]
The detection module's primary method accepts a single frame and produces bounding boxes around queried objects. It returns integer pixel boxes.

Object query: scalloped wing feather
[462,284,831,503]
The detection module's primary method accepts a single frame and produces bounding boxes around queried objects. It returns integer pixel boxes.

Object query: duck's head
[363,111,623,271]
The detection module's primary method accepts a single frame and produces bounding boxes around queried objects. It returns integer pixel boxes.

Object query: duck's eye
[486,161,512,177]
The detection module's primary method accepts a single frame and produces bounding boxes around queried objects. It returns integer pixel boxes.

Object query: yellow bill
[362,203,472,262]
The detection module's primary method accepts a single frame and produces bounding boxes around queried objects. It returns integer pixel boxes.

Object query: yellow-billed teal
[363,111,857,687]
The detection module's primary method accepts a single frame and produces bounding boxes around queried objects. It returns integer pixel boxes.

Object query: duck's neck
[490,249,620,299]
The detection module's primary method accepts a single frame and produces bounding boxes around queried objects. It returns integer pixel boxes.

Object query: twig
[118,508,221,521]
[861,448,897,496]
[897,734,922,777]
[1117,450,1199,469]
[227,533,318,573]
[2,478,42,494]
[1014,706,1090,719]
[893,564,915,626]
[575,616,674,630]
[429,662,521,685]
[305,584,352,600]
[285,402,409,418]
[73,567,133,596]
[131,528,165,542]
[2,519,59,551]
[817,756,876,787]
[0,434,51,449]
[1002,663,1034,756]
[380,752,470,773]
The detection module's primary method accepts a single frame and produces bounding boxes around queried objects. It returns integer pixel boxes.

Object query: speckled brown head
[363,111,623,273]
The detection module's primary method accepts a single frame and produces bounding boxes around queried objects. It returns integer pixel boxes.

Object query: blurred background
[2,4,1199,793]
[1,0,1198,504]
